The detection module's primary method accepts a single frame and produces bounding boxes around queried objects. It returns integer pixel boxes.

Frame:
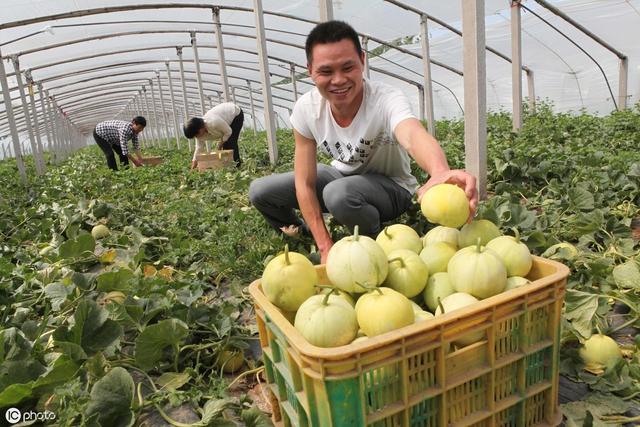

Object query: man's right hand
[319,241,333,264]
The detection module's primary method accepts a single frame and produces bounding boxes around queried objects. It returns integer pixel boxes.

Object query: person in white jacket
[183,102,244,169]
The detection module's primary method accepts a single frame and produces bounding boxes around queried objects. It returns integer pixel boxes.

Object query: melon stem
[437,298,445,314]
[384,227,391,238]
[284,244,290,265]
[389,257,405,267]
[511,227,521,243]
[353,225,360,241]
[475,237,482,252]
[321,288,335,305]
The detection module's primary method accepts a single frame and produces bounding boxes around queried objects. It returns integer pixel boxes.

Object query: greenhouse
[0,1,639,426]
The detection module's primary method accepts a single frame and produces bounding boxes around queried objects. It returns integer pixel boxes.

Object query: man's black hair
[132,116,146,127]
[305,20,362,64]
[183,117,205,139]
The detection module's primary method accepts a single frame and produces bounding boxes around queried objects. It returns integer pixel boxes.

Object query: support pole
[361,36,371,79]
[510,1,523,131]
[212,7,230,101]
[526,69,535,112]
[247,80,257,135]
[142,86,155,147]
[420,15,436,136]
[290,63,299,100]
[418,85,425,122]
[462,0,487,200]
[176,47,192,151]
[619,57,628,110]
[45,91,59,163]
[253,0,278,163]
[11,55,44,175]
[135,94,147,148]
[25,71,46,171]
[39,84,52,156]
[319,0,334,21]
[165,61,181,148]
[156,70,171,149]
[149,79,161,143]
[190,31,206,114]
[0,49,27,182]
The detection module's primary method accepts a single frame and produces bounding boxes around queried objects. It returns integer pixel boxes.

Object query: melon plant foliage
[0,104,639,424]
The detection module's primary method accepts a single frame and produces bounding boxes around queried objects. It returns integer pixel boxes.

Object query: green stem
[511,227,521,242]
[384,227,391,239]
[389,257,405,267]
[353,225,360,241]
[437,298,445,314]
[227,366,264,389]
[475,237,482,253]
[320,290,333,305]
[179,341,220,354]
[284,244,290,265]
[608,315,639,335]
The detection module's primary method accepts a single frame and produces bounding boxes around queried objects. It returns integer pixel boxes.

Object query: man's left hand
[417,169,478,222]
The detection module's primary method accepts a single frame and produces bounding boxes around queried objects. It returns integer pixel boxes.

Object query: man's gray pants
[248,164,413,237]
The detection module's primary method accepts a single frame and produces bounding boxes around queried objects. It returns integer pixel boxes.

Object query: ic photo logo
[5,408,21,424]
[4,407,56,424]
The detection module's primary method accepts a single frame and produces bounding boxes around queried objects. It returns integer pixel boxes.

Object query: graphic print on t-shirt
[321,137,379,164]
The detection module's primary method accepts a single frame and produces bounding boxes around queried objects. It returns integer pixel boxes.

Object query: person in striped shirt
[93,117,146,170]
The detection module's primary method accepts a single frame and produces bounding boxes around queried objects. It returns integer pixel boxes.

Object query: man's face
[132,122,144,134]
[308,38,365,112]
[196,127,208,138]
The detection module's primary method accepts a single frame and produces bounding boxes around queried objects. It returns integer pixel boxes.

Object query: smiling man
[249,20,478,263]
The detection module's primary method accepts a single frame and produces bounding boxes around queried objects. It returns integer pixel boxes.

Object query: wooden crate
[139,156,163,166]
[196,150,234,171]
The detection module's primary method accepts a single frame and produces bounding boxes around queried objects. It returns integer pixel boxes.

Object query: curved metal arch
[7,61,298,104]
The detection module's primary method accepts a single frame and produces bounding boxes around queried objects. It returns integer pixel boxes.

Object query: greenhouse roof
[1,0,639,147]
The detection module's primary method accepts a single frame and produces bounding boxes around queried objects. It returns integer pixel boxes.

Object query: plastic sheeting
[1,0,639,156]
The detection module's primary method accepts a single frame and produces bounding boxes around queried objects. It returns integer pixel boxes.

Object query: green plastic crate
[249,256,569,426]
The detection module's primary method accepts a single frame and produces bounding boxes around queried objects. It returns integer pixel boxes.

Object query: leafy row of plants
[0,102,639,425]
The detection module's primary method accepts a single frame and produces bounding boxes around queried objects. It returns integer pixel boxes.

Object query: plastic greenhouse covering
[1,0,639,160]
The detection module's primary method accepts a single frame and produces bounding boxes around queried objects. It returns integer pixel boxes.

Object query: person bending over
[93,116,146,170]
[183,102,244,169]
[249,20,478,263]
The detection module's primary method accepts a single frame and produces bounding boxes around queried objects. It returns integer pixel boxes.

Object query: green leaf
[612,261,640,290]
[85,367,135,427]
[561,392,631,427]
[156,372,191,391]
[0,327,33,363]
[569,184,595,211]
[96,269,135,292]
[134,319,188,371]
[58,233,96,259]
[200,398,235,426]
[0,383,32,407]
[54,341,88,361]
[53,299,122,357]
[242,407,274,427]
[564,289,599,339]
[44,282,75,311]
[0,356,78,407]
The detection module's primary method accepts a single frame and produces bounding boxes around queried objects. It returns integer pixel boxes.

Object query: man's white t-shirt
[290,79,418,194]
[193,102,241,161]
